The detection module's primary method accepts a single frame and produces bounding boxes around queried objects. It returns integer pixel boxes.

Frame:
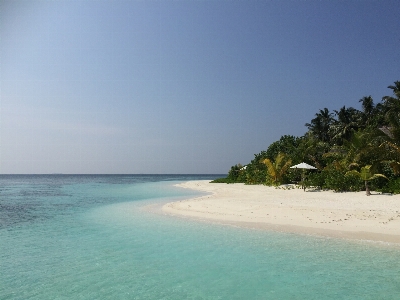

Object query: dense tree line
[214,81,400,194]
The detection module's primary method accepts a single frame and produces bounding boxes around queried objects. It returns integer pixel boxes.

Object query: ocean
[1,174,400,299]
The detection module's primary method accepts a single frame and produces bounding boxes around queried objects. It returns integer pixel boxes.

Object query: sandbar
[162,180,400,244]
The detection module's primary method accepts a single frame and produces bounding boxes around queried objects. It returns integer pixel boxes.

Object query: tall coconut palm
[305,108,334,143]
[261,153,292,185]
[299,133,331,170]
[359,96,374,115]
[377,81,400,174]
[358,96,386,129]
[330,106,361,145]
[382,81,400,125]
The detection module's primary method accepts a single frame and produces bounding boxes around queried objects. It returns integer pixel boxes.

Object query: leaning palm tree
[261,153,292,185]
[346,165,387,196]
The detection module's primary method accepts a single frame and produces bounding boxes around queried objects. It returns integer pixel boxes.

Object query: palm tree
[261,153,292,185]
[359,96,374,115]
[382,81,400,125]
[346,165,387,196]
[330,106,361,145]
[299,133,331,170]
[377,81,400,174]
[378,130,400,175]
[305,108,334,143]
[324,130,371,171]
[358,96,386,129]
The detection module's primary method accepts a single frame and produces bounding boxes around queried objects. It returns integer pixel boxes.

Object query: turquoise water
[1,175,400,299]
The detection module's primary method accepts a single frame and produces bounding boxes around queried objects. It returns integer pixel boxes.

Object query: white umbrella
[290,162,317,190]
[290,162,317,170]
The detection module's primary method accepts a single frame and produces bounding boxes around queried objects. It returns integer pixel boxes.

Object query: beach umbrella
[290,162,317,170]
[290,163,317,190]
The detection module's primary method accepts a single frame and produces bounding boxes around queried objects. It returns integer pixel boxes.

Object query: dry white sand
[162,180,400,243]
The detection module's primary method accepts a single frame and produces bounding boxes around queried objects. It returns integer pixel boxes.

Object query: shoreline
[162,180,400,244]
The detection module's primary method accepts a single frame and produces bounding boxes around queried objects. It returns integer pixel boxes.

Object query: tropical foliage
[213,80,400,194]
[346,165,387,196]
[261,153,292,185]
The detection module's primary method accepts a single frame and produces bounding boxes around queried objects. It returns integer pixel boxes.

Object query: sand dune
[163,180,400,243]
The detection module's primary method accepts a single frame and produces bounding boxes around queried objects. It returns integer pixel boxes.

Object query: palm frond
[262,158,277,180]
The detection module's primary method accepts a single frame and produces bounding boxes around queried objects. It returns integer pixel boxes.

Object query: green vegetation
[211,164,246,183]
[346,165,387,196]
[215,81,400,194]
[261,153,292,186]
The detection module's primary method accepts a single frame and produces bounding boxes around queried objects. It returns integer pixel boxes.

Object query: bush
[226,164,247,183]
[324,169,363,192]
[371,162,395,192]
[212,164,247,184]
[283,169,302,185]
[210,178,237,184]
[379,177,400,194]
[305,171,326,189]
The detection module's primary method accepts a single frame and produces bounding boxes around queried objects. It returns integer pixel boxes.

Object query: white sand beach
[163,180,400,243]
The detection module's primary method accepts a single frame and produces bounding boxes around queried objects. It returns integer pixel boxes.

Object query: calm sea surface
[1,175,400,299]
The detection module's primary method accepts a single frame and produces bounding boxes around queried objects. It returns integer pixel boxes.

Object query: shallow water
[1,175,400,299]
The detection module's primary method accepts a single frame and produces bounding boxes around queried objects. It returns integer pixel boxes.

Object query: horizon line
[0,173,226,176]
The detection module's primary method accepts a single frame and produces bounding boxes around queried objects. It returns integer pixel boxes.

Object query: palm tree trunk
[365,180,371,196]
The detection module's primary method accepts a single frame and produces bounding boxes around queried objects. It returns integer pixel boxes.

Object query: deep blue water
[1,175,400,299]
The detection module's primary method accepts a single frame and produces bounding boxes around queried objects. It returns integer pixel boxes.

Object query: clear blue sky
[1,0,399,174]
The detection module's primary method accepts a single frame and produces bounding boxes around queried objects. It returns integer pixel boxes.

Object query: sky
[1,0,399,174]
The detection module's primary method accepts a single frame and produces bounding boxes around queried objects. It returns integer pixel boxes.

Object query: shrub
[245,163,267,184]
[226,164,247,183]
[305,171,326,189]
[210,178,237,184]
[324,169,363,192]
[379,177,400,194]
[371,162,396,191]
